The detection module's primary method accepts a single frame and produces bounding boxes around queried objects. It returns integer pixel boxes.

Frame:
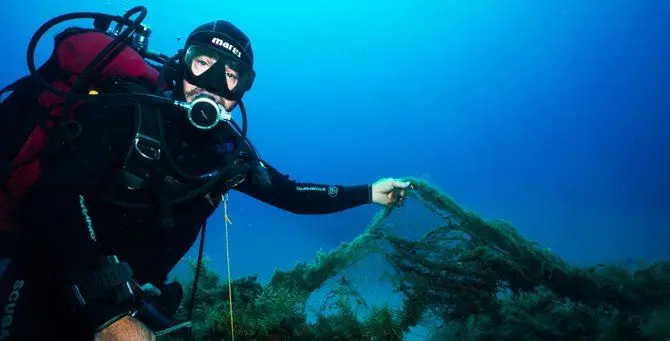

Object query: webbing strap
[69,261,135,308]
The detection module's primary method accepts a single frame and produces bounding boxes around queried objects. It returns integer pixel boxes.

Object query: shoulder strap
[96,80,223,227]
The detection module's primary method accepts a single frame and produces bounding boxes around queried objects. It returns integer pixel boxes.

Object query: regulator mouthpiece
[175,94,231,130]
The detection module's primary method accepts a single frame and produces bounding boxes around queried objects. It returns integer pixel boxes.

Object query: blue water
[3,0,669,338]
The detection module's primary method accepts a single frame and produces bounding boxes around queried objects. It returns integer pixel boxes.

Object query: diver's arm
[234,161,372,214]
[17,187,145,336]
[95,316,156,341]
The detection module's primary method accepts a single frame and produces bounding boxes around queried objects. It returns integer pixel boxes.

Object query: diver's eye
[191,56,217,76]
[225,71,239,81]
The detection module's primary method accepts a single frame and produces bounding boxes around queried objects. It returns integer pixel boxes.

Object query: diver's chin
[220,103,235,114]
[220,97,239,112]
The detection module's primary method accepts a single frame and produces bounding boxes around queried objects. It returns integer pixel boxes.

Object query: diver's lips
[193,90,219,99]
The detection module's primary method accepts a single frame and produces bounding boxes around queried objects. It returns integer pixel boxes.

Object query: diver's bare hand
[371,178,412,206]
[94,315,156,341]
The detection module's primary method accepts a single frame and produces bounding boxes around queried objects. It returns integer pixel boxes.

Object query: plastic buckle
[106,256,140,304]
[69,284,87,309]
[113,281,138,304]
[134,134,161,161]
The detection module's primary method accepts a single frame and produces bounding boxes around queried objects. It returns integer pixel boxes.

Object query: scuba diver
[0,6,411,341]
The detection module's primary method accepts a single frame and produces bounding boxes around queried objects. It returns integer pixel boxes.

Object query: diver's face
[182,53,240,111]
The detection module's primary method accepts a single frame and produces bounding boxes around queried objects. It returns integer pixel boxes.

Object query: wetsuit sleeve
[234,161,372,214]
[17,187,137,332]
[11,101,139,333]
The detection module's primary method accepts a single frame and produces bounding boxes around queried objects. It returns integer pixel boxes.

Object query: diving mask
[182,42,255,102]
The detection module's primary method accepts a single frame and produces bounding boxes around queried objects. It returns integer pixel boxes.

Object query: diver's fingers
[140,283,162,296]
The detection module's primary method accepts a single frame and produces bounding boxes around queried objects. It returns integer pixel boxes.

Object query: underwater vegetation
[160,178,670,341]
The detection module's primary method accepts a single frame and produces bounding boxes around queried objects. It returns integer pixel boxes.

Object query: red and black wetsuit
[0,29,371,340]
